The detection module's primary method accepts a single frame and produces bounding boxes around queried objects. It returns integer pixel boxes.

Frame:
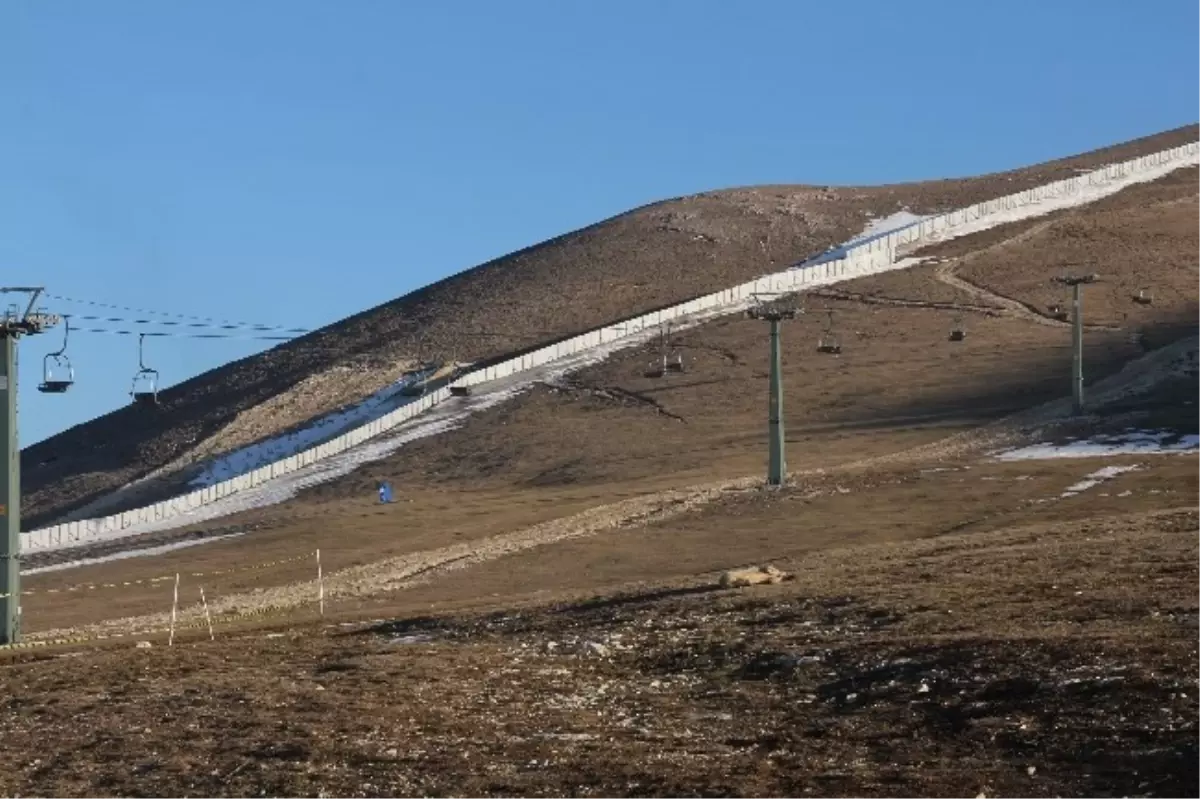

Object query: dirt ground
[1,493,1195,798]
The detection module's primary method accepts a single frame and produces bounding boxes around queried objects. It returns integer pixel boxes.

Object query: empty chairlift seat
[38,354,74,393]
[816,310,842,355]
[665,350,684,373]
[948,315,966,342]
[37,316,75,394]
[130,333,161,406]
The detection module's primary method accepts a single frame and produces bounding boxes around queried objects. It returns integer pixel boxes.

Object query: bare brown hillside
[19,159,1197,621]
[21,124,1198,528]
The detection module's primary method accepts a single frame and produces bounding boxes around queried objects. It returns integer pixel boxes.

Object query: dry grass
[22,126,1199,527]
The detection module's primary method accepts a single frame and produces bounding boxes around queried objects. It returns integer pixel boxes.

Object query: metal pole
[1072,282,1084,415]
[1,332,20,644]
[767,319,785,486]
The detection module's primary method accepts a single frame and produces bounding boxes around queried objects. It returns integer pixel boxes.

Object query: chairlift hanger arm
[49,316,70,357]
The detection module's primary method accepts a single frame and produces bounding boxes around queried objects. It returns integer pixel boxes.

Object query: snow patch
[847,210,926,247]
[188,369,435,488]
[23,532,245,575]
[1060,465,1142,498]
[995,430,1199,461]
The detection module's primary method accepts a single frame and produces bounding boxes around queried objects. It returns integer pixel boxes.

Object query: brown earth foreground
[0,449,1196,798]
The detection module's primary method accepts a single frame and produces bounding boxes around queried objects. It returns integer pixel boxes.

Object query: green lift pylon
[1052,273,1097,417]
[0,287,59,645]
[747,302,800,487]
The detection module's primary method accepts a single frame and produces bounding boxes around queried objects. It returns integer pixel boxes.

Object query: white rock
[1027,765,1037,776]
[135,641,152,649]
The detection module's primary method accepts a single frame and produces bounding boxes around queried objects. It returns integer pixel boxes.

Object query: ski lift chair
[816,311,841,354]
[816,333,842,355]
[1132,288,1153,306]
[665,349,684,373]
[948,315,966,342]
[130,333,161,406]
[131,369,159,406]
[643,356,666,379]
[38,354,75,393]
[37,317,75,393]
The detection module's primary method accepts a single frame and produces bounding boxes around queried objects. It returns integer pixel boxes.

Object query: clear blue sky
[3,0,1196,446]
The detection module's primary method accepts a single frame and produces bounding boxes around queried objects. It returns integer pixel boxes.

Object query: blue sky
[2,0,1197,446]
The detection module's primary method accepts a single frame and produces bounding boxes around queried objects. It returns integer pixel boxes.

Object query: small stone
[1027,766,1037,776]
[918,682,930,694]
[135,641,152,649]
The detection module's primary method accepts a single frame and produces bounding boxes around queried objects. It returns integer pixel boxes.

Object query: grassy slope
[21,124,1198,528]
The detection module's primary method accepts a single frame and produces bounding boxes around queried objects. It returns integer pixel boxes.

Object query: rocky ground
[1,504,1195,798]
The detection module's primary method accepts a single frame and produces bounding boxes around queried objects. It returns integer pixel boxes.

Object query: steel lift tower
[747,297,802,487]
[1051,273,1098,416]
[1,287,59,644]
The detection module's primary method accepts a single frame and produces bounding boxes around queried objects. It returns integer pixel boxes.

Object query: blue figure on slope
[378,481,394,504]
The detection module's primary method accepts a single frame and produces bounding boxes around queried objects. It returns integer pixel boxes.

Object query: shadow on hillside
[819,310,1198,436]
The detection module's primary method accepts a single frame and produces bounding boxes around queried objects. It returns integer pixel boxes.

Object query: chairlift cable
[45,294,311,333]
[67,326,297,341]
[57,312,311,334]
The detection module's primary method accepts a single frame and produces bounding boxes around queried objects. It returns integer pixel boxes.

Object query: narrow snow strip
[895,151,1198,260]
[22,532,245,576]
[995,431,1199,461]
[1061,465,1142,498]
